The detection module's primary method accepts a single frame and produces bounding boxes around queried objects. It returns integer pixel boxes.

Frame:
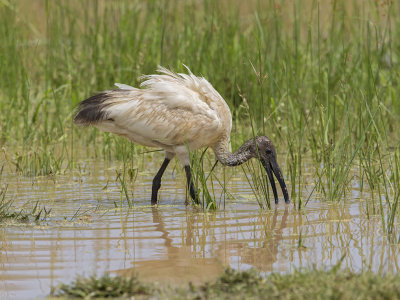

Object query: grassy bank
[51,267,400,299]
[0,0,400,211]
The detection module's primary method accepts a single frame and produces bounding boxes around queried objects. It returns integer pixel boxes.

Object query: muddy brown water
[1,158,399,299]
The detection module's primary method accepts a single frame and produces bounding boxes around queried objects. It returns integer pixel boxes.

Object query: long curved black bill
[262,157,290,204]
[265,163,279,204]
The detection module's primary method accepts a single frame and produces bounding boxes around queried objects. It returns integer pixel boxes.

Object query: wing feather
[115,83,136,90]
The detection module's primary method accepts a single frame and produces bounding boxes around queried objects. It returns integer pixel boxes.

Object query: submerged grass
[242,159,273,209]
[189,148,218,209]
[189,148,236,210]
[0,188,51,223]
[51,267,400,299]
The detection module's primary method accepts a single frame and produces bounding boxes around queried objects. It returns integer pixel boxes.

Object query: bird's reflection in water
[116,207,224,284]
[115,206,291,284]
[227,207,290,272]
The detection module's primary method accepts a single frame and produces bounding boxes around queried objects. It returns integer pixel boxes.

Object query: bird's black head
[251,136,290,204]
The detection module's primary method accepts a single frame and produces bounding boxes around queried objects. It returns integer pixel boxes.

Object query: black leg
[184,165,198,204]
[151,158,171,205]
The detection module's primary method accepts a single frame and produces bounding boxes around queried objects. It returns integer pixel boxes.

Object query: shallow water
[1,158,399,299]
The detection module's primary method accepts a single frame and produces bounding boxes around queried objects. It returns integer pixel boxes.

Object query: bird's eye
[266,149,272,155]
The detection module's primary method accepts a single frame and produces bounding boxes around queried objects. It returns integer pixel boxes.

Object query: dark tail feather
[74,91,113,126]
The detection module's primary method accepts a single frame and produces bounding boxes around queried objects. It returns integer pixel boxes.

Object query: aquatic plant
[0,187,51,223]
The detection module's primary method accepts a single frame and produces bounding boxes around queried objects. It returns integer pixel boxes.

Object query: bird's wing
[140,66,229,119]
[139,66,226,122]
[75,67,231,149]
[97,90,223,149]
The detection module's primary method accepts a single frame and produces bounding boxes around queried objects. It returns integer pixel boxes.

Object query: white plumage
[74,66,289,205]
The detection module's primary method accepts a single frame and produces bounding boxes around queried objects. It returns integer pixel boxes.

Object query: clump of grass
[115,167,137,209]
[242,160,272,209]
[0,185,51,223]
[51,267,400,299]
[30,200,52,222]
[380,148,400,237]
[0,198,51,223]
[8,148,65,176]
[199,268,264,297]
[51,273,152,299]
[0,185,25,222]
[189,148,220,209]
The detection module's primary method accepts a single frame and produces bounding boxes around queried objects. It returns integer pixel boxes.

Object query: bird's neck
[213,138,254,167]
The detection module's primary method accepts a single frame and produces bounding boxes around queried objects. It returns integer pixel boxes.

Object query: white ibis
[74,66,289,205]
